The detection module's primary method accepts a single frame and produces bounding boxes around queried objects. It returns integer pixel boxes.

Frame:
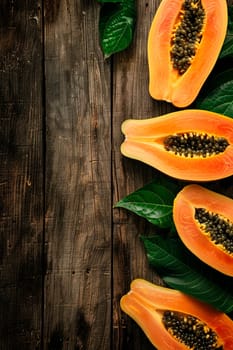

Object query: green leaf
[220,37,233,59]
[141,235,233,313]
[219,5,233,59]
[99,2,136,58]
[195,6,233,114]
[195,68,233,117]
[115,178,181,229]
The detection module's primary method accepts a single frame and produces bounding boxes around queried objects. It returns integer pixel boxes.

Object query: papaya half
[120,279,233,349]
[148,0,228,108]
[120,109,233,181]
[173,184,233,276]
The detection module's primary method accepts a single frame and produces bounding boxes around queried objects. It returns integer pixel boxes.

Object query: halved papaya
[120,279,233,349]
[148,0,228,108]
[120,109,233,181]
[173,184,233,276]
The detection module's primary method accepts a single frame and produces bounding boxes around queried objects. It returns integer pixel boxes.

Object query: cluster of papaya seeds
[120,279,233,349]
[120,109,233,182]
[173,184,233,277]
[147,0,228,107]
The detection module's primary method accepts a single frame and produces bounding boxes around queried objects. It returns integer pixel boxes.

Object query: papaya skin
[173,184,233,276]
[120,279,233,349]
[120,109,233,181]
[148,0,228,107]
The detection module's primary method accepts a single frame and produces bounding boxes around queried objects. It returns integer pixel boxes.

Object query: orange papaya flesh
[120,279,233,350]
[148,0,228,108]
[173,184,233,276]
[120,109,233,181]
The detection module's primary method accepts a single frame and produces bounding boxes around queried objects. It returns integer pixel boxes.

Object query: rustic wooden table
[0,1,232,349]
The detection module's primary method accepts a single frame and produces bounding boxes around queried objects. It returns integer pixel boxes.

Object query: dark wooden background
[0,1,232,349]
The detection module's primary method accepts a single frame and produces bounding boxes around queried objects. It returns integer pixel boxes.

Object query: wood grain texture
[44,1,112,349]
[112,1,173,349]
[111,0,233,349]
[0,0,232,349]
[0,1,43,349]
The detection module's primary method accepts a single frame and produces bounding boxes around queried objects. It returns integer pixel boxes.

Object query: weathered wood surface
[0,1,43,349]
[0,0,232,349]
[44,1,112,349]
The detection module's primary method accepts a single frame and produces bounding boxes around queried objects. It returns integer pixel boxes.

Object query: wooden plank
[111,0,175,349]
[43,1,112,349]
[113,0,233,349]
[0,1,43,349]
